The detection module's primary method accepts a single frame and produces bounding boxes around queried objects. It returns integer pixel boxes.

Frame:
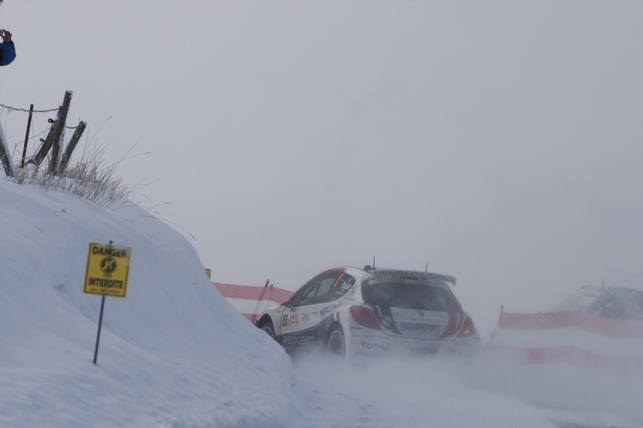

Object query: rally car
[255,266,482,359]
[549,285,643,320]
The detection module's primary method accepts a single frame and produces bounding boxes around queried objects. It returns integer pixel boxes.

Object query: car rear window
[549,291,600,313]
[600,297,643,320]
[361,280,463,313]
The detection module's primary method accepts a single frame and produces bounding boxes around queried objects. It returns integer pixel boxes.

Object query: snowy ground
[293,355,643,428]
[1,179,641,427]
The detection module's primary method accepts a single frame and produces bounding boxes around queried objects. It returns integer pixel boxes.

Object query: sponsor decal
[281,314,301,327]
[359,341,391,352]
[302,313,311,323]
[372,270,456,285]
[352,333,378,338]
[274,306,285,314]
[379,315,394,328]
[320,302,342,316]
[340,282,353,292]
[409,346,437,355]
[283,335,315,346]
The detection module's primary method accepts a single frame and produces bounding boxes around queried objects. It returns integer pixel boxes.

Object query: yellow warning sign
[84,242,131,298]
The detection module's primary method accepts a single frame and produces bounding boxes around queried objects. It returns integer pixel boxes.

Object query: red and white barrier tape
[213,282,293,323]
[489,310,643,371]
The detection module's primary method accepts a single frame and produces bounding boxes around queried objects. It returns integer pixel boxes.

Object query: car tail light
[458,317,477,338]
[439,313,460,338]
[350,306,382,330]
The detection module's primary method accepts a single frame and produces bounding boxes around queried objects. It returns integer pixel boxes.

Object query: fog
[3,1,643,339]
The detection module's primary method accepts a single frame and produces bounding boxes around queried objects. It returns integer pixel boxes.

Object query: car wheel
[326,325,345,357]
[258,318,276,340]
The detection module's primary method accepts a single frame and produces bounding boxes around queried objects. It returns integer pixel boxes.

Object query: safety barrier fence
[213,282,293,324]
[487,310,643,372]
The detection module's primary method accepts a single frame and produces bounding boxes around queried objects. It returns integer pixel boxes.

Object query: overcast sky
[2,1,643,336]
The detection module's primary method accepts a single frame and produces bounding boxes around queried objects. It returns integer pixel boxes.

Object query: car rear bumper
[348,325,481,359]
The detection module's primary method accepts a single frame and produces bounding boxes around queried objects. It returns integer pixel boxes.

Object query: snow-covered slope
[0,178,301,427]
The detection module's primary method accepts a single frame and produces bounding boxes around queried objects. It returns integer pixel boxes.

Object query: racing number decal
[282,314,304,327]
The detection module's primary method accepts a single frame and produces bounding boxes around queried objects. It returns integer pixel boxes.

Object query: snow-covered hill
[0,178,306,427]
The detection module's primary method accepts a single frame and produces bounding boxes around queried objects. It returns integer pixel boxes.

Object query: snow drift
[0,178,301,427]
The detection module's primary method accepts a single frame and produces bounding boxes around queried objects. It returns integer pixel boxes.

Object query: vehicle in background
[549,285,643,320]
[255,266,482,359]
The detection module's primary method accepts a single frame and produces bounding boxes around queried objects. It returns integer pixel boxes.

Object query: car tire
[258,318,276,340]
[326,325,345,357]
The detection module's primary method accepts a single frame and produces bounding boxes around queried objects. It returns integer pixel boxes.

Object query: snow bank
[0,179,302,427]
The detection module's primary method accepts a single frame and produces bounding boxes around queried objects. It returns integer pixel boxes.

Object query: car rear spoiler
[372,269,457,286]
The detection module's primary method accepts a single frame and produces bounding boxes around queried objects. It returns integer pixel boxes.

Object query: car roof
[579,285,643,299]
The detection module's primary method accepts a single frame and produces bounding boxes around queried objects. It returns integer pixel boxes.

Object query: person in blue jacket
[0,29,15,66]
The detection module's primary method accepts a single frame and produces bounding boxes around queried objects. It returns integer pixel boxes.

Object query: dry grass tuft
[12,143,131,208]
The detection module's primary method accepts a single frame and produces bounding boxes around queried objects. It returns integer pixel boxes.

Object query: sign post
[93,295,106,365]
[83,241,131,365]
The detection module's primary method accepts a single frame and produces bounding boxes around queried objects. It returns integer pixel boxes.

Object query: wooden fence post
[59,120,87,173]
[33,124,56,167]
[48,90,73,175]
[0,122,15,177]
[21,104,34,168]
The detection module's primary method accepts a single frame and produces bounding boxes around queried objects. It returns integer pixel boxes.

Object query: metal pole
[21,104,34,168]
[93,295,106,365]
[597,281,605,316]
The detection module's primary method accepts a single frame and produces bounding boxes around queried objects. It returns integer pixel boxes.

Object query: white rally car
[255,266,482,359]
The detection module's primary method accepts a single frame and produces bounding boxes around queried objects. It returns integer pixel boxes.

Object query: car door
[280,270,345,340]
